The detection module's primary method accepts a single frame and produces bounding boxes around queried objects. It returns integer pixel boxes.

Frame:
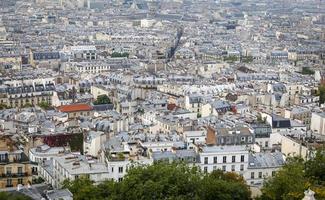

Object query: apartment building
[199,145,249,174]
[284,107,311,129]
[70,46,97,61]
[251,123,272,149]
[50,154,110,188]
[0,137,36,188]
[244,152,285,186]
[29,144,70,164]
[310,112,325,136]
[0,82,55,108]
[208,127,255,146]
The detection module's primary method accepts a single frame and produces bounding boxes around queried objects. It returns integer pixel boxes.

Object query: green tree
[260,157,308,200]
[199,170,251,200]
[0,192,31,200]
[111,52,129,58]
[22,103,33,108]
[223,56,239,62]
[93,94,111,105]
[0,104,8,110]
[63,162,251,200]
[38,101,52,110]
[301,67,315,75]
[305,148,325,199]
[260,151,325,200]
[68,133,84,154]
[62,177,98,200]
[118,162,202,200]
[318,85,325,105]
[96,180,119,200]
[305,148,325,185]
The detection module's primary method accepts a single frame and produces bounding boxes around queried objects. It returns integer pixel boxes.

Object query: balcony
[1,172,29,178]
[0,158,9,163]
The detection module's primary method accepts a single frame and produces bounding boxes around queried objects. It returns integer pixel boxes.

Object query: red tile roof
[58,104,93,113]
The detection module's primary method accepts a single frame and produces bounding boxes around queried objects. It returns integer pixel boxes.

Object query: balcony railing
[1,172,29,178]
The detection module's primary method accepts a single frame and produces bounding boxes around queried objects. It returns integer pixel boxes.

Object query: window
[272,171,276,176]
[6,178,12,187]
[213,166,217,171]
[204,167,208,173]
[75,175,79,179]
[118,167,123,173]
[241,155,245,162]
[231,165,235,171]
[204,157,208,164]
[240,164,244,171]
[232,156,236,163]
[265,141,269,147]
[251,172,255,179]
[259,172,262,178]
[18,178,23,185]
[222,165,226,171]
[18,167,23,175]
[0,154,6,161]
[223,156,227,163]
[118,178,123,182]
[213,156,217,164]
[111,167,114,173]
[6,167,12,175]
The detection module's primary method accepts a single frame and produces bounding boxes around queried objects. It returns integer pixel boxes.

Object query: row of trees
[63,162,251,200]
[0,101,52,110]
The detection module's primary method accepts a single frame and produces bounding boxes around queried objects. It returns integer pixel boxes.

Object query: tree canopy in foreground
[259,148,325,200]
[63,162,251,200]
[0,192,31,200]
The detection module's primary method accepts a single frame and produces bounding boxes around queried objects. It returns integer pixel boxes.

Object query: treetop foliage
[259,148,325,200]
[63,162,251,200]
[93,94,111,105]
